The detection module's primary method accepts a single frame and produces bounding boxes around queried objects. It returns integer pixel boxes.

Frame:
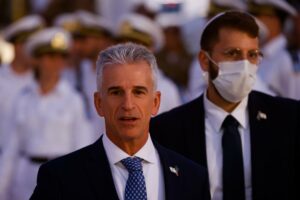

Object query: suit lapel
[185,95,207,167]
[248,92,270,199]
[154,142,183,200]
[85,137,119,200]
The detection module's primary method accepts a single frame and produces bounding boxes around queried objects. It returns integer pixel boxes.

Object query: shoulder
[153,95,203,122]
[155,141,206,175]
[250,91,300,108]
[39,140,97,174]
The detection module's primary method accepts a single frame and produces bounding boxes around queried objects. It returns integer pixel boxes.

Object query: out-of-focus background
[1,0,300,200]
[0,0,209,64]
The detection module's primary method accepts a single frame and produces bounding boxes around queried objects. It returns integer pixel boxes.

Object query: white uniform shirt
[258,34,294,97]
[103,134,165,200]
[0,64,34,200]
[269,49,300,100]
[156,70,182,114]
[204,93,252,200]
[0,79,93,200]
[81,59,106,139]
[0,64,34,149]
[12,79,93,156]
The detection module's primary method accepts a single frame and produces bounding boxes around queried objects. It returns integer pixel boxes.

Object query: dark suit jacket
[150,91,300,200]
[30,137,210,200]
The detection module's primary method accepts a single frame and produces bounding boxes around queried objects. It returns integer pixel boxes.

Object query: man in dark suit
[30,43,210,200]
[150,11,300,200]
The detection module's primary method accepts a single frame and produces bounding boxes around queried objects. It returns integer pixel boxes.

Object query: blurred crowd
[0,0,300,199]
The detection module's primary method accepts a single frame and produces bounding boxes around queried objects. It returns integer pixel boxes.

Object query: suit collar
[248,91,270,199]
[193,94,207,167]
[85,136,187,200]
[184,95,208,167]
[153,141,183,200]
[85,136,119,200]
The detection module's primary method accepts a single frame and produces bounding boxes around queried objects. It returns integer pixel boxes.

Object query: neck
[107,133,149,156]
[11,59,30,74]
[206,84,239,113]
[38,75,59,94]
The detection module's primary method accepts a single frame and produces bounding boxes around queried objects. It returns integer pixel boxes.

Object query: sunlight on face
[94,61,160,146]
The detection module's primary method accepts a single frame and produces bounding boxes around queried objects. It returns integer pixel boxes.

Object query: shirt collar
[203,90,248,133]
[103,133,157,166]
[3,63,33,79]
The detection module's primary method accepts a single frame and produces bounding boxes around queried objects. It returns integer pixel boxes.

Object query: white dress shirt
[103,134,165,200]
[204,92,252,200]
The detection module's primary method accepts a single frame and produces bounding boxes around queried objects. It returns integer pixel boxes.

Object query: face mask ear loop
[205,52,222,76]
[205,52,218,66]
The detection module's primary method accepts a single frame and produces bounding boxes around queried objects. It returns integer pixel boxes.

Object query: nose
[122,93,135,111]
[241,52,248,60]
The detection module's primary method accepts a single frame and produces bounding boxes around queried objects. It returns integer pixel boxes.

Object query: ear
[198,50,209,72]
[151,91,161,116]
[94,92,104,117]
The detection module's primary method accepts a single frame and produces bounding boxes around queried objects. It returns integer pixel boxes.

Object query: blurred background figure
[0,15,45,200]
[155,3,194,103]
[284,1,300,100]
[0,27,93,200]
[248,0,297,98]
[116,12,182,113]
[0,36,14,66]
[72,10,115,139]
[53,12,83,90]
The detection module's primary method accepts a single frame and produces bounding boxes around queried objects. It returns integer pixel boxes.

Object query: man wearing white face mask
[150,11,300,200]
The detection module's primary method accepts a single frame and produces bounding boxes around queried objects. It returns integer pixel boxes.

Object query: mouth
[119,116,139,123]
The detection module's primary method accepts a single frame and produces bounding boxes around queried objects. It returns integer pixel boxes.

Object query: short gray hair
[96,42,159,92]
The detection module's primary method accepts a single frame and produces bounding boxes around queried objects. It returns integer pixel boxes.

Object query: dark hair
[200,11,259,52]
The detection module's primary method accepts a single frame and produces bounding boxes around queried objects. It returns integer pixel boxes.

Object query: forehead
[213,27,259,50]
[102,61,153,87]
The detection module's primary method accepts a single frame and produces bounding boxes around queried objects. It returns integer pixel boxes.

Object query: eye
[224,48,241,59]
[109,89,123,96]
[248,51,259,59]
[133,87,148,96]
[133,89,146,96]
[248,50,263,64]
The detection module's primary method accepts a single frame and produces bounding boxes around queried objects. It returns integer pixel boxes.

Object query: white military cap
[2,15,45,43]
[25,27,72,57]
[208,0,247,16]
[74,10,114,37]
[53,13,80,34]
[116,13,164,52]
[249,0,297,16]
[155,13,183,28]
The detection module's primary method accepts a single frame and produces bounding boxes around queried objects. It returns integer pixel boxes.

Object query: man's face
[94,61,160,147]
[204,27,259,79]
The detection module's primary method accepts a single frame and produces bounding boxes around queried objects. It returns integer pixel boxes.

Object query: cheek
[208,61,219,80]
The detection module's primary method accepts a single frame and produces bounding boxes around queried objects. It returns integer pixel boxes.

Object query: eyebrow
[107,86,149,93]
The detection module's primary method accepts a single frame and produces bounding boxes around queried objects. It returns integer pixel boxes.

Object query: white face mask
[207,58,258,103]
